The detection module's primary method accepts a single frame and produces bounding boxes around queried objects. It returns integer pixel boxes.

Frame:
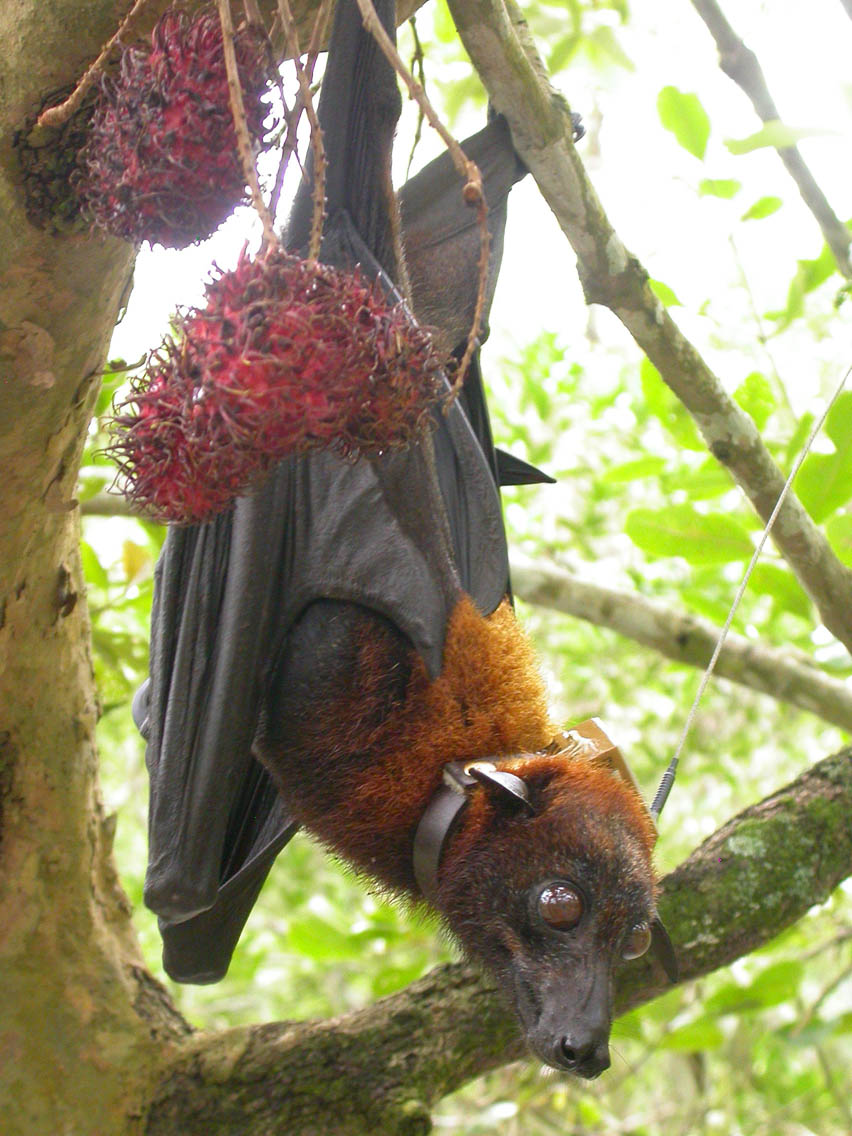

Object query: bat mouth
[510,960,612,1077]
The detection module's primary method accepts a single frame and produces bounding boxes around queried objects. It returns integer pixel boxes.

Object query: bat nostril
[557,1036,610,1078]
[559,1036,592,1068]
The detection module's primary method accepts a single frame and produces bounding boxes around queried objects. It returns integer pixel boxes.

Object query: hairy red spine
[107,248,445,523]
[75,6,272,248]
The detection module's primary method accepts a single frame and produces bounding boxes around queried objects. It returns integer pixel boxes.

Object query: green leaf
[745,959,804,1007]
[371,962,429,998]
[548,32,581,75]
[726,120,828,155]
[829,1010,852,1036]
[699,178,741,199]
[122,540,151,584]
[657,86,710,160]
[768,244,836,329]
[80,540,109,590]
[700,962,806,1017]
[582,25,635,72]
[640,357,704,451]
[681,584,741,626]
[741,195,783,221]
[749,563,812,620]
[433,0,456,43]
[734,371,775,430]
[794,391,852,521]
[676,460,734,501]
[660,1016,726,1051]
[287,915,364,962]
[786,412,815,463]
[826,514,852,566]
[601,456,667,484]
[626,505,754,564]
[649,279,681,307]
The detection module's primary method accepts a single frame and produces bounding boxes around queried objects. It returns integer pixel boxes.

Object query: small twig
[816,1045,852,1131]
[242,0,263,25]
[80,491,141,518]
[689,0,852,279]
[268,0,330,223]
[793,958,852,1035]
[37,0,152,128]
[727,234,792,414]
[217,0,277,247]
[352,0,490,394]
[404,16,427,181]
[277,0,329,259]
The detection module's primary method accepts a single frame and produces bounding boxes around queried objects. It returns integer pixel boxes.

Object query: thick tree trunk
[0,3,168,1133]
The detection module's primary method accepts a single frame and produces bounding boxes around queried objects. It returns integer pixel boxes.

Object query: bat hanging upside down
[133,0,676,1079]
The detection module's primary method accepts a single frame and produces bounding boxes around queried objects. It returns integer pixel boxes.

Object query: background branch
[511,555,852,732]
[143,746,852,1134]
[689,0,852,278]
[446,0,852,657]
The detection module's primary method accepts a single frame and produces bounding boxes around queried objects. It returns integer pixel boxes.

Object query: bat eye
[538,883,584,931]
[622,921,652,960]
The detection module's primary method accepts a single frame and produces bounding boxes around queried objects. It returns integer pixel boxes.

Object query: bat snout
[517,956,615,1077]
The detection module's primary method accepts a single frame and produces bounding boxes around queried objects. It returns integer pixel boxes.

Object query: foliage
[81,0,852,1131]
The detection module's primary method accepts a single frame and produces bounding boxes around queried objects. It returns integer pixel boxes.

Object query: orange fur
[257,592,657,908]
[258,594,556,890]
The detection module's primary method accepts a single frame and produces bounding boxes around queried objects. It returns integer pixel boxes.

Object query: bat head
[420,726,675,1077]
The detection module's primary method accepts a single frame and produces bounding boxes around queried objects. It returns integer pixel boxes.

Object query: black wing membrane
[139,0,540,983]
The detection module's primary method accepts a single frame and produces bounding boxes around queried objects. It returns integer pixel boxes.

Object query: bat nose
[556,1034,611,1079]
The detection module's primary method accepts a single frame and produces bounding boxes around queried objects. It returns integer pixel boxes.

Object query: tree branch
[144,746,852,1134]
[510,555,852,732]
[689,0,852,279]
[445,0,852,657]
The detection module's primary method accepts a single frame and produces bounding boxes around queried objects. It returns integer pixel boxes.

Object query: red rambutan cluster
[76,6,271,248]
[108,248,445,523]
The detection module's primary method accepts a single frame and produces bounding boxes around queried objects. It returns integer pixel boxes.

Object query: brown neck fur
[256,595,556,894]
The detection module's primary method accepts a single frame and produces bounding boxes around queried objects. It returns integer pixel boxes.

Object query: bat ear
[651,916,679,983]
[468,763,535,815]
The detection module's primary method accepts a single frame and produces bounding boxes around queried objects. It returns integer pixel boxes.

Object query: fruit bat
[133,0,675,1078]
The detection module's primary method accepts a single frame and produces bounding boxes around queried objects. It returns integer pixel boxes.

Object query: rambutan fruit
[75,6,271,248]
[108,248,445,524]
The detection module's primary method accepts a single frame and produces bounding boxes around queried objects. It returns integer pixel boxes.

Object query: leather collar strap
[412,762,477,904]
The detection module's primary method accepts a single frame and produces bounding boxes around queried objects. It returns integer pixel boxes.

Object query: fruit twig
[277,0,329,260]
[37,0,152,128]
[242,0,264,24]
[404,15,427,181]
[352,0,490,396]
[217,0,277,247]
[268,0,330,222]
